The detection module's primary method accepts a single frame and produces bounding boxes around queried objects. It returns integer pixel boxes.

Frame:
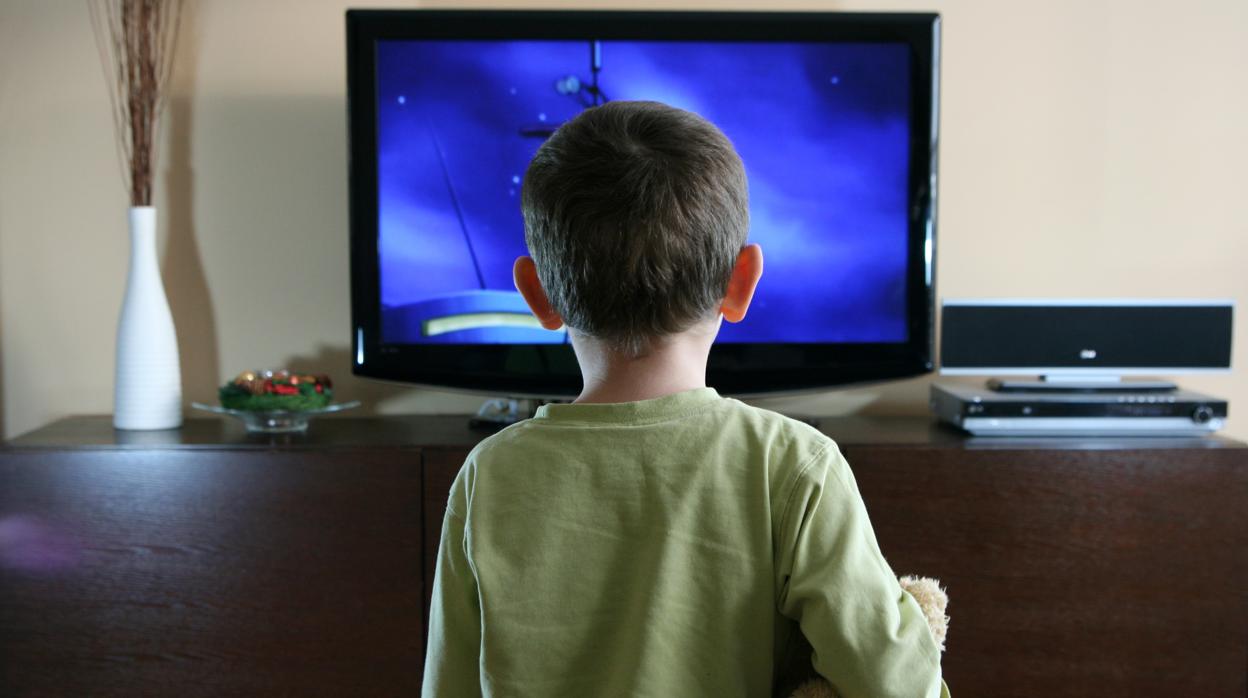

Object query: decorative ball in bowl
[191,370,360,433]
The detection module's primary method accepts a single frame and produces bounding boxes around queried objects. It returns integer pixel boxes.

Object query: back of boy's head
[522,100,749,357]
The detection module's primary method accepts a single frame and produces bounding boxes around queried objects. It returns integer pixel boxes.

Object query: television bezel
[347,9,940,397]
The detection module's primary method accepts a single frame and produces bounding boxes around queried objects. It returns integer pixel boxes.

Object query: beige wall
[2,0,1245,440]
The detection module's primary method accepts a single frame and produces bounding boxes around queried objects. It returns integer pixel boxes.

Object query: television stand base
[468,397,543,430]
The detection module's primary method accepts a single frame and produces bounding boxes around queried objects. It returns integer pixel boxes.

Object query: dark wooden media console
[2,415,1245,696]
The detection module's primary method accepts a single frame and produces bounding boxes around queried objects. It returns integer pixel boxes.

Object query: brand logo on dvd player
[1079,349,1097,359]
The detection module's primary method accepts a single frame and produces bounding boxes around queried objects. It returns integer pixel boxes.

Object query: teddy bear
[780,576,950,698]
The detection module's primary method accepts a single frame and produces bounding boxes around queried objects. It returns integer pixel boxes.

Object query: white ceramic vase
[114,206,182,430]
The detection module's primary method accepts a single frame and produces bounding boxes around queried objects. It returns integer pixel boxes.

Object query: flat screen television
[347,9,940,396]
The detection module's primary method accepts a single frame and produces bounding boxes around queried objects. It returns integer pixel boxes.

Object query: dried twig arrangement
[89,0,185,206]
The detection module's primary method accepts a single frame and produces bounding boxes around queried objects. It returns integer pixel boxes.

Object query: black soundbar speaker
[940,300,1233,374]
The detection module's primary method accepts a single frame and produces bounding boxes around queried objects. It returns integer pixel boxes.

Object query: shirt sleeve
[775,442,946,698]
[422,475,483,697]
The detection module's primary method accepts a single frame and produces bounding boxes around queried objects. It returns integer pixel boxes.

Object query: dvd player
[931,382,1228,436]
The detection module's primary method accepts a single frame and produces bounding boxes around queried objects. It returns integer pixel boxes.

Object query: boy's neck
[571,327,716,404]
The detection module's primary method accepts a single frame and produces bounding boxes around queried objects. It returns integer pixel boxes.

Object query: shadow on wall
[0,18,8,437]
[0,5,13,439]
[164,95,220,408]
[0,230,5,438]
[162,11,221,411]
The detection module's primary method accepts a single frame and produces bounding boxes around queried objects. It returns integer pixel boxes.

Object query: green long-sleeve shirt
[423,387,948,697]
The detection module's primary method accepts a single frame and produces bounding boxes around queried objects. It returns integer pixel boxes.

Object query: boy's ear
[720,243,764,324]
[513,256,565,331]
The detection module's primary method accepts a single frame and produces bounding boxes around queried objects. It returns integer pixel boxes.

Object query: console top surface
[5,415,1243,452]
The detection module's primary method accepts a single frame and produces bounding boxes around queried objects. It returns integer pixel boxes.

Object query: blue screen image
[376,39,911,345]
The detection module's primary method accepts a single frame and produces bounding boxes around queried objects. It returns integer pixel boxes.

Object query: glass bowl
[191,401,361,433]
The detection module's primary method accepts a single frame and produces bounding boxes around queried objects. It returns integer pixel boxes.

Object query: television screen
[375,39,911,346]
[348,11,939,395]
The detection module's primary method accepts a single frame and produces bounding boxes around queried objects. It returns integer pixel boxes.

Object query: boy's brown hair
[521,100,750,357]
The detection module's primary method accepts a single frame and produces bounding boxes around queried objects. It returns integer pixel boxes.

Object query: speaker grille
[940,302,1232,371]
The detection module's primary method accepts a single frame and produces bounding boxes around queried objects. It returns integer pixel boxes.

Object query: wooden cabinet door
[0,448,424,696]
[844,445,1248,698]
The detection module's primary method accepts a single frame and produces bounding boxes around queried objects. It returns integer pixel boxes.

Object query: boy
[423,101,947,697]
